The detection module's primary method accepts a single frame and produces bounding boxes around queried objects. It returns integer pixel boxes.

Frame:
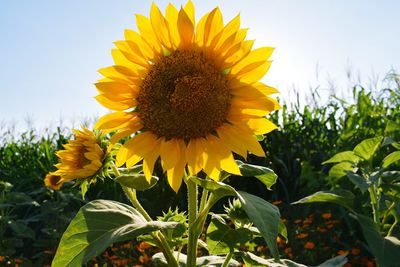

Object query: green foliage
[53,199,182,266]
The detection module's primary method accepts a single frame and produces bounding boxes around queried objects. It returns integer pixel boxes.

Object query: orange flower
[296,233,309,239]
[344,263,352,267]
[337,250,349,255]
[351,247,360,255]
[294,219,302,224]
[304,241,315,249]
[317,227,328,233]
[272,200,282,205]
[322,213,332,219]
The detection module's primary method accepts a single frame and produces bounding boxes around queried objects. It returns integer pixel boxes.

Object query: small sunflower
[94,1,280,192]
[53,127,105,182]
[44,172,64,190]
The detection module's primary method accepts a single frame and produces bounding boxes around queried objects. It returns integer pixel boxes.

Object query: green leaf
[206,214,253,255]
[115,174,158,191]
[241,251,347,267]
[329,162,355,179]
[322,151,360,164]
[236,161,277,190]
[344,171,369,192]
[353,136,383,161]
[190,176,237,200]
[383,151,400,168]
[9,221,35,239]
[236,191,280,261]
[278,219,288,240]
[151,252,241,267]
[385,120,400,134]
[292,190,354,211]
[355,213,400,267]
[52,200,181,266]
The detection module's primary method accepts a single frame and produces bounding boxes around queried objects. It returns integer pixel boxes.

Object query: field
[1,73,400,266]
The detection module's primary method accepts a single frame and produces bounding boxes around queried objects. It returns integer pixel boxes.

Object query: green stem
[381,202,396,226]
[221,251,233,267]
[199,187,208,212]
[387,218,398,237]
[368,186,380,229]
[111,164,179,267]
[186,177,198,267]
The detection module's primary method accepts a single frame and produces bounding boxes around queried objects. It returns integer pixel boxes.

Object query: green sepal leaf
[344,171,369,192]
[383,151,400,168]
[52,200,182,266]
[236,160,277,190]
[206,214,253,255]
[115,174,158,191]
[354,213,400,267]
[353,136,383,161]
[236,191,280,261]
[322,151,360,165]
[292,190,354,211]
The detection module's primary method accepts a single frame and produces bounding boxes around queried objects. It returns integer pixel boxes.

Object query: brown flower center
[137,50,231,140]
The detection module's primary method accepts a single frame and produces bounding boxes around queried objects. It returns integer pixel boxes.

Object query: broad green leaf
[355,213,400,267]
[52,200,182,267]
[115,174,158,191]
[353,136,383,161]
[236,191,280,261]
[383,151,400,168]
[190,176,237,200]
[292,190,354,211]
[206,214,253,255]
[236,160,277,190]
[278,219,288,240]
[322,151,360,164]
[329,162,355,179]
[344,171,369,192]
[241,251,347,267]
[151,252,241,267]
[385,120,400,134]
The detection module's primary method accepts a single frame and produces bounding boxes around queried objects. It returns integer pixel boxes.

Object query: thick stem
[221,251,233,267]
[186,178,198,267]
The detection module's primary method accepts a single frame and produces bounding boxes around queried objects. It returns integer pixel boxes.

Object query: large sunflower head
[94,1,280,192]
[53,127,105,183]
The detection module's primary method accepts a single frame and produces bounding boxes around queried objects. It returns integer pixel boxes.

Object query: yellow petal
[143,140,161,182]
[94,112,137,131]
[114,41,149,68]
[109,125,142,144]
[177,7,194,49]
[203,8,223,46]
[211,14,240,51]
[235,126,265,157]
[202,136,221,180]
[95,81,139,97]
[208,135,241,176]
[195,11,209,46]
[98,65,140,82]
[253,82,279,96]
[160,138,179,170]
[124,29,155,60]
[150,3,172,50]
[217,124,247,158]
[111,49,146,72]
[116,132,157,166]
[247,118,277,135]
[165,4,180,48]
[95,95,136,111]
[221,39,253,69]
[237,61,272,84]
[183,0,195,25]
[135,14,162,54]
[166,140,186,192]
[231,47,274,75]
[186,138,204,175]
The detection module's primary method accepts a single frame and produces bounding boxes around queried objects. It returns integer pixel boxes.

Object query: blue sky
[1,0,399,129]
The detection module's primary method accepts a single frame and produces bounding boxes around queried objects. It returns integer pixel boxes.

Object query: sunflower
[94,1,280,192]
[53,127,104,182]
[44,172,64,190]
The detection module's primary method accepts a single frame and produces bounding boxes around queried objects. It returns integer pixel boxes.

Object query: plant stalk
[186,177,198,267]
[221,251,233,267]
[111,165,179,267]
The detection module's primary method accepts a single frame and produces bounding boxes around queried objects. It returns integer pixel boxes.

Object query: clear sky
[1,0,399,130]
